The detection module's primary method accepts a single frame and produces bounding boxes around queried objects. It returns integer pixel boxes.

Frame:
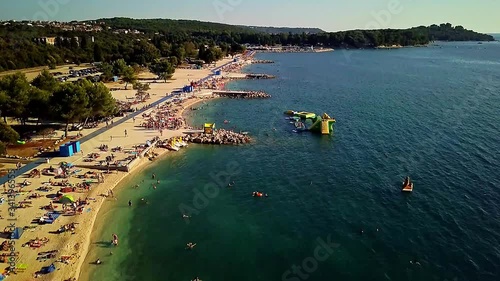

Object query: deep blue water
[83,41,500,281]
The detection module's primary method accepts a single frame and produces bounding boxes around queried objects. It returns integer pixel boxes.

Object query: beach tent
[59,195,75,204]
[10,227,24,239]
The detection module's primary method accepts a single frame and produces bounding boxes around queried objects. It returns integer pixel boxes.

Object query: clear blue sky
[0,0,498,33]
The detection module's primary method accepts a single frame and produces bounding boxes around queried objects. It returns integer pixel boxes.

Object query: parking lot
[54,67,103,82]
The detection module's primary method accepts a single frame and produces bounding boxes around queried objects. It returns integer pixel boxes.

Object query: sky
[0,0,498,33]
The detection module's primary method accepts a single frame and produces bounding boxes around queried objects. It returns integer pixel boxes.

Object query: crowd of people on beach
[140,103,186,132]
[0,52,271,280]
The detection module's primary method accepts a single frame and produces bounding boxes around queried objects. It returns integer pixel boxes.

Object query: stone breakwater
[252,60,275,64]
[213,90,271,99]
[246,74,275,79]
[184,129,250,145]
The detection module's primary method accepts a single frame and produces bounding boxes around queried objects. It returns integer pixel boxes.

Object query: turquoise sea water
[83,41,500,281]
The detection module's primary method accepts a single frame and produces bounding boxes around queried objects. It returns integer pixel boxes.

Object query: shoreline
[76,59,252,279]
[76,99,222,281]
[0,54,253,280]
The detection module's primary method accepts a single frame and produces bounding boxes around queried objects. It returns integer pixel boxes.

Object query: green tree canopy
[113,59,128,76]
[121,66,137,89]
[94,43,104,62]
[132,40,160,65]
[26,87,51,121]
[0,121,20,144]
[0,72,31,122]
[50,82,89,136]
[149,59,175,83]
[31,70,58,92]
[79,80,117,119]
[100,62,114,82]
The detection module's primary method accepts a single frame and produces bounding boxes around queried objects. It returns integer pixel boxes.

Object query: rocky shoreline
[184,129,250,145]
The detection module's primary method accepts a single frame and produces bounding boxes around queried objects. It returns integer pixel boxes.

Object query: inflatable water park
[284,110,336,134]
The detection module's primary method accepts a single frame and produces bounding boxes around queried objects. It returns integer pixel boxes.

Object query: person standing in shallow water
[128,200,132,207]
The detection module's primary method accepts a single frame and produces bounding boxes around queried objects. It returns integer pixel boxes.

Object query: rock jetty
[252,60,274,64]
[213,90,270,99]
[184,129,250,145]
[246,74,275,79]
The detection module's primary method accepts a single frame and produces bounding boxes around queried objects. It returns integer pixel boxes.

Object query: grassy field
[0,63,94,81]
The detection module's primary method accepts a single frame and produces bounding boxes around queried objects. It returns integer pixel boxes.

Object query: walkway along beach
[0,52,270,280]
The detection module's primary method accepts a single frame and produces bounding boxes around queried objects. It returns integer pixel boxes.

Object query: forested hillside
[0,19,494,72]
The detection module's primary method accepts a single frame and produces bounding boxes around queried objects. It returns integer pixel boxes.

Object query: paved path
[0,94,174,185]
[0,57,243,185]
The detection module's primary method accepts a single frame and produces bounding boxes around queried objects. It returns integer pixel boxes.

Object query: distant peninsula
[0,18,495,72]
[243,26,325,34]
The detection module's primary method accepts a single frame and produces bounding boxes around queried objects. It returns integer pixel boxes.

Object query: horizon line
[1,16,498,34]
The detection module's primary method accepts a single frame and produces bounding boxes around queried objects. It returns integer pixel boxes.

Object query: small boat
[402,176,414,192]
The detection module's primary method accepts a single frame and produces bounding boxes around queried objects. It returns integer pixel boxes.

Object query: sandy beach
[0,55,251,280]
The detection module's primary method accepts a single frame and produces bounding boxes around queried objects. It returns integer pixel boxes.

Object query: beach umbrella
[59,195,75,204]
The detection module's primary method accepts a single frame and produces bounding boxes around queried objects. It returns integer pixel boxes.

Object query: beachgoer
[152,173,156,179]
[96,258,101,264]
[124,130,128,137]
[128,200,132,207]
